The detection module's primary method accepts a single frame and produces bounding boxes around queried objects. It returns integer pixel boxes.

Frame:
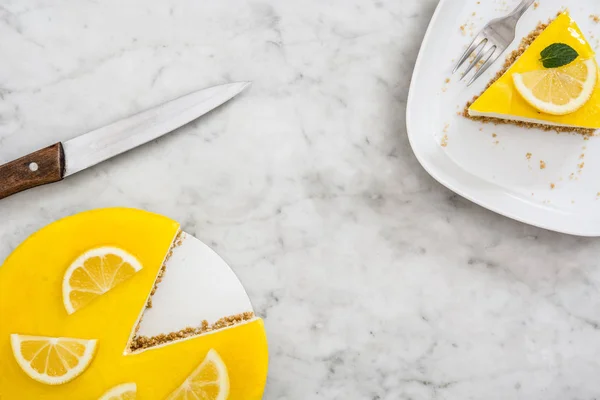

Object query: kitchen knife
[0,82,251,200]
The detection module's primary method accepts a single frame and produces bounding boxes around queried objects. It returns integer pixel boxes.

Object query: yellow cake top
[469,12,600,129]
[0,208,268,399]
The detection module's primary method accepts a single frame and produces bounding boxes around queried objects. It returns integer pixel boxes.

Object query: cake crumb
[591,15,600,23]
[534,2,539,9]
[129,312,256,352]
[441,134,449,147]
[145,230,185,309]
[540,160,546,169]
[445,78,451,83]
[550,183,555,189]
[526,152,532,160]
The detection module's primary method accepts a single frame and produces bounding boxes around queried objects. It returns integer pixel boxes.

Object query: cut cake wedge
[467,12,600,134]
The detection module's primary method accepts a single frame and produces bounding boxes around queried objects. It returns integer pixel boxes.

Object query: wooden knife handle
[0,143,65,200]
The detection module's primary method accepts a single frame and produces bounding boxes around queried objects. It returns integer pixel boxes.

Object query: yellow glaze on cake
[469,12,600,129]
[0,208,268,399]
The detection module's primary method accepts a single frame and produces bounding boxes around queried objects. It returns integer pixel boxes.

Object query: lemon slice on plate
[63,247,143,314]
[98,382,137,400]
[166,349,229,400]
[10,334,97,385]
[513,58,598,115]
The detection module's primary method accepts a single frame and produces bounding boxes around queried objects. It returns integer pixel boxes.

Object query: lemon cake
[466,12,600,135]
[0,208,268,399]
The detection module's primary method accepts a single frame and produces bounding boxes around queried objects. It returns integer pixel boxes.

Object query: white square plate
[407,0,600,236]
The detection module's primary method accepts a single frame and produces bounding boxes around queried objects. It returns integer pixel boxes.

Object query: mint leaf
[540,43,579,68]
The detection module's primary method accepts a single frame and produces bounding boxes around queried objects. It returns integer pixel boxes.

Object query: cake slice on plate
[466,12,600,134]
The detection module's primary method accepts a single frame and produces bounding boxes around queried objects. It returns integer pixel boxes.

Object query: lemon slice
[63,247,143,314]
[98,382,137,400]
[10,334,97,385]
[166,349,229,400]
[513,59,598,115]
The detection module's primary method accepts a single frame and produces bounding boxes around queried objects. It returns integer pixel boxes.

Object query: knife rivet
[29,162,39,172]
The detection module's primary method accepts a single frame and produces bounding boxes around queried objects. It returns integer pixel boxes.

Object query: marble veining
[2,0,600,399]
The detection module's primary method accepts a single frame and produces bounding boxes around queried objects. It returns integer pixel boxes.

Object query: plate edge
[404,0,600,237]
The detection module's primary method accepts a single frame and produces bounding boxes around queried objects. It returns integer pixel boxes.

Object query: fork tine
[467,46,501,86]
[460,41,491,80]
[453,35,487,74]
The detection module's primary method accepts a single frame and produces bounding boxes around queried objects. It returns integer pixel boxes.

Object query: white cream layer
[136,232,254,338]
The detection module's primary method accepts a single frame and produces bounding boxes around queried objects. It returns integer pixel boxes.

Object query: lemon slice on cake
[98,382,137,400]
[10,334,97,385]
[513,58,598,115]
[166,349,230,400]
[63,247,143,314]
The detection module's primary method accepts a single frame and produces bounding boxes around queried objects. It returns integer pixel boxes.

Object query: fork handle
[509,0,535,20]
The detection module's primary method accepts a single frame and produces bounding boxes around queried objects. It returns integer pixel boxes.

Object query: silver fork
[453,0,536,86]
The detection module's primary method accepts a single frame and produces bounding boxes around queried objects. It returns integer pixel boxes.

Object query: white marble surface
[2,0,600,399]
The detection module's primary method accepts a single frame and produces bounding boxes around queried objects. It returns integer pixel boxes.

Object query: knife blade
[0,81,251,200]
